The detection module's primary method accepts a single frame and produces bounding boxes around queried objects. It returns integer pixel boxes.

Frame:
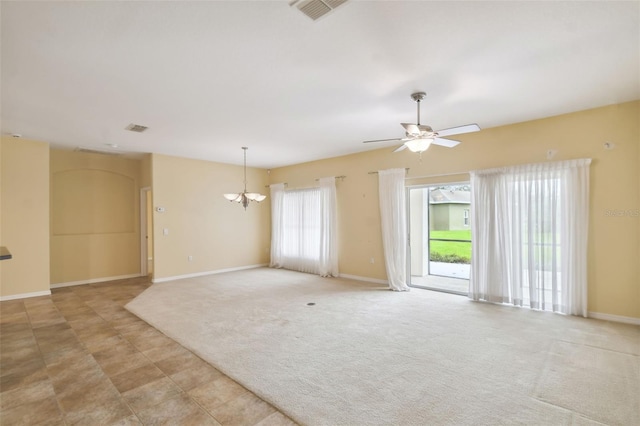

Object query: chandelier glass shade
[223,147,266,209]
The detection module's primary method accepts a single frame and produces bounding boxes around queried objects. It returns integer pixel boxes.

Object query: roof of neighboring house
[429,189,470,205]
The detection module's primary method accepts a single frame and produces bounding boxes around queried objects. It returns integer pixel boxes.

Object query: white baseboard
[339,273,389,285]
[152,264,268,283]
[588,311,640,325]
[50,274,143,289]
[0,290,52,301]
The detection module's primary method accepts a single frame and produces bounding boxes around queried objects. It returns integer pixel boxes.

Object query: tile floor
[0,276,298,425]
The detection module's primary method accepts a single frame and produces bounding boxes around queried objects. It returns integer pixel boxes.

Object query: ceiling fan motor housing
[410,92,427,102]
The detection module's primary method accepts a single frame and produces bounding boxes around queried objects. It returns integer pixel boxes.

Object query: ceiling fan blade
[393,144,408,153]
[436,123,480,137]
[401,123,420,135]
[432,137,460,148]
[363,137,403,144]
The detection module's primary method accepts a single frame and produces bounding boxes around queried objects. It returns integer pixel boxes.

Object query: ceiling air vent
[290,0,349,21]
[125,123,148,133]
[75,147,123,156]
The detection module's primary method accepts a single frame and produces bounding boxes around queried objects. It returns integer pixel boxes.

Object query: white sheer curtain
[318,177,339,277]
[282,188,321,274]
[270,179,339,276]
[470,159,591,316]
[378,168,409,291]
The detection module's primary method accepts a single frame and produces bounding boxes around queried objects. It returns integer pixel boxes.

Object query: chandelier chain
[243,147,248,192]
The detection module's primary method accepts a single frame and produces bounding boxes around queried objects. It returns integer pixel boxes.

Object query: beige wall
[1,102,636,318]
[141,154,152,188]
[151,154,270,280]
[0,138,2,290]
[1,137,50,298]
[270,101,640,319]
[50,149,142,284]
[1,138,2,291]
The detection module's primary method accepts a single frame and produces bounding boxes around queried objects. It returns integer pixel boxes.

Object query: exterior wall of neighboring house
[429,203,470,231]
[449,204,470,230]
[428,188,471,231]
[429,204,450,230]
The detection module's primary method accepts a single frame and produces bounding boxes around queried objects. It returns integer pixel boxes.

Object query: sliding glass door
[408,184,471,294]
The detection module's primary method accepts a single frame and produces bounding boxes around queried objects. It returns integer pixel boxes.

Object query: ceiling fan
[363,92,480,153]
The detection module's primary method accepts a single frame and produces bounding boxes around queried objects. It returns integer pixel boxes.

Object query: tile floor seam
[136,346,224,425]
[176,374,240,425]
[81,285,213,425]
[89,325,146,425]
[117,391,144,425]
[186,394,222,424]
[86,296,148,425]
[145,355,210,423]
[27,303,69,425]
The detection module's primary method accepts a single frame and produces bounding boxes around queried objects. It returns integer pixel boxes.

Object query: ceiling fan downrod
[411,92,426,125]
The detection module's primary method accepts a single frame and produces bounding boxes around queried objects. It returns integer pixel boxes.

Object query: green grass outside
[428,230,560,268]
[429,230,472,264]
[430,230,471,241]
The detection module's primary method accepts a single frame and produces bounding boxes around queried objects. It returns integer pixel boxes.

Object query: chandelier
[223,147,266,209]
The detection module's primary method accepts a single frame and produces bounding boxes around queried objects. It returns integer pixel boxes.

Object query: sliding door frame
[406,181,471,295]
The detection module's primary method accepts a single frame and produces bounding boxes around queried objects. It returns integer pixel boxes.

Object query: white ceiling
[2,1,638,168]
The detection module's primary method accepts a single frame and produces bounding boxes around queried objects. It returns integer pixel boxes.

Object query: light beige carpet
[126,268,639,425]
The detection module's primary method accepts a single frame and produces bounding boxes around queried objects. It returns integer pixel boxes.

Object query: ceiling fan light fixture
[405,138,433,153]
[362,91,480,154]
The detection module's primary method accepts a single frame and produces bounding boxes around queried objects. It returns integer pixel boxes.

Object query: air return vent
[125,123,148,133]
[290,0,349,21]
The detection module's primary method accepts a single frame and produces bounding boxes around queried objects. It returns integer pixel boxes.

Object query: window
[281,188,322,273]
[469,159,591,316]
[270,178,339,277]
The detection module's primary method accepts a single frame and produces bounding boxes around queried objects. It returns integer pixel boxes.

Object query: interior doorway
[408,184,471,294]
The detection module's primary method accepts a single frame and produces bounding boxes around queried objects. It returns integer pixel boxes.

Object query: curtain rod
[404,170,470,179]
[315,175,346,181]
[368,169,469,179]
[265,176,346,187]
[368,168,410,175]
